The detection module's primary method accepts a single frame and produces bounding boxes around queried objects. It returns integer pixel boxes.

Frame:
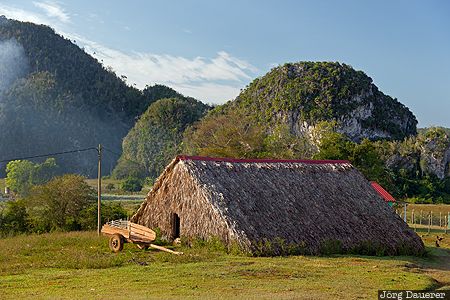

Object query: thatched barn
[131,156,424,255]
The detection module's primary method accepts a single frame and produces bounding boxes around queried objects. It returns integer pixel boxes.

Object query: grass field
[84,178,150,195]
[1,177,450,298]
[0,178,150,197]
[0,230,448,299]
[395,204,450,231]
[401,204,450,220]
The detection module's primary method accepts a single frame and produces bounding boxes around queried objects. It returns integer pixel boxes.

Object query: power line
[0,147,98,164]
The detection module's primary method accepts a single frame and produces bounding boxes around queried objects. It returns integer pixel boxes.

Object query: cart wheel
[109,234,124,253]
[136,244,149,250]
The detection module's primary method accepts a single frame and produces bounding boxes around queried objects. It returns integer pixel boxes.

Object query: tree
[32,157,58,185]
[351,139,386,180]
[5,158,58,197]
[113,97,210,179]
[313,130,353,160]
[121,177,143,192]
[5,160,35,197]
[183,110,267,158]
[25,174,95,231]
[263,124,315,159]
[0,199,30,236]
[79,202,128,230]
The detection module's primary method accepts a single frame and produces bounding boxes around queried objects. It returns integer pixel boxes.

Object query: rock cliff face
[384,128,450,180]
[419,129,450,179]
[234,62,417,142]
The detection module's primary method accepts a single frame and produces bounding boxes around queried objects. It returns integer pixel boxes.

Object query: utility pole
[97,144,102,236]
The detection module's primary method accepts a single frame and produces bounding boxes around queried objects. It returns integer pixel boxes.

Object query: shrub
[252,238,307,256]
[5,158,58,197]
[144,177,154,187]
[105,183,115,191]
[319,240,343,255]
[25,174,95,232]
[121,177,143,192]
[79,202,128,230]
[0,199,30,236]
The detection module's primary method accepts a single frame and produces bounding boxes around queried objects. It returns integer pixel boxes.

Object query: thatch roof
[132,156,424,255]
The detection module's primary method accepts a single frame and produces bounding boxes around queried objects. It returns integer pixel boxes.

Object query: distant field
[0,231,448,299]
[84,178,150,195]
[104,199,143,216]
[395,204,450,230]
[406,204,450,216]
[0,178,150,198]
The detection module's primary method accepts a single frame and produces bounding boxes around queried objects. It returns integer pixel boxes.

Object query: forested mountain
[113,97,210,179]
[0,17,448,203]
[183,62,449,203]
[233,62,417,141]
[0,17,189,176]
[184,62,418,157]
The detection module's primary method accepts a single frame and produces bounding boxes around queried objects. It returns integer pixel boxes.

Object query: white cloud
[171,82,243,104]
[0,4,51,25]
[33,1,70,23]
[0,3,257,104]
[79,36,257,103]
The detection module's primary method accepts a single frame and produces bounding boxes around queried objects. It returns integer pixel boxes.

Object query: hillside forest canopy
[0,17,448,210]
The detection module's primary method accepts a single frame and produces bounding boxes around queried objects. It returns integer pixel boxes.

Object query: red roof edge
[177,155,350,165]
[370,181,396,202]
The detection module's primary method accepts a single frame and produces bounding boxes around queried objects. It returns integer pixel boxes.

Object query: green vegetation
[232,61,417,140]
[120,177,143,192]
[314,127,450,203]
[0,170,129,236]
[25,174,95,232]
[5,158,58,197]
[0,18,203,176]
[185,116,450,203]
[84,178,150,196]
[113,97,210,179]
[184,110,314,159]
[0,199,29,235]
[0,231,447,299]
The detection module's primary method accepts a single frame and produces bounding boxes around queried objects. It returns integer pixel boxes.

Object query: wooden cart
[101,220,182,255]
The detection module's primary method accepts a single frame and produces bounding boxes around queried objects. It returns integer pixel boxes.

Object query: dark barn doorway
[172,213,180,239]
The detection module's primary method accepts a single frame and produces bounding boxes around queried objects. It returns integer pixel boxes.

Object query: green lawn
[0,231,448,299]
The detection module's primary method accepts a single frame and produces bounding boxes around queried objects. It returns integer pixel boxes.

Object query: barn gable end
[132,156,424,255]
[131,159,237,245]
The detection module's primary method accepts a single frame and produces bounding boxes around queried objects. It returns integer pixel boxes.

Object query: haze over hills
[113,97,210,179]
[0,17,192,176]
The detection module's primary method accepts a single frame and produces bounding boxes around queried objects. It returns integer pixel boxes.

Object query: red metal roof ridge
[370,181,396,202]
[177,155,351,165]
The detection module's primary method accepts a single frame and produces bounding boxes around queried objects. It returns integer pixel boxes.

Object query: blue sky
[0,0,449,127]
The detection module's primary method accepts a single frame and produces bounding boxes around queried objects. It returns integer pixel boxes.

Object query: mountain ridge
[0,17,200,176]
[232,62,417,142]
